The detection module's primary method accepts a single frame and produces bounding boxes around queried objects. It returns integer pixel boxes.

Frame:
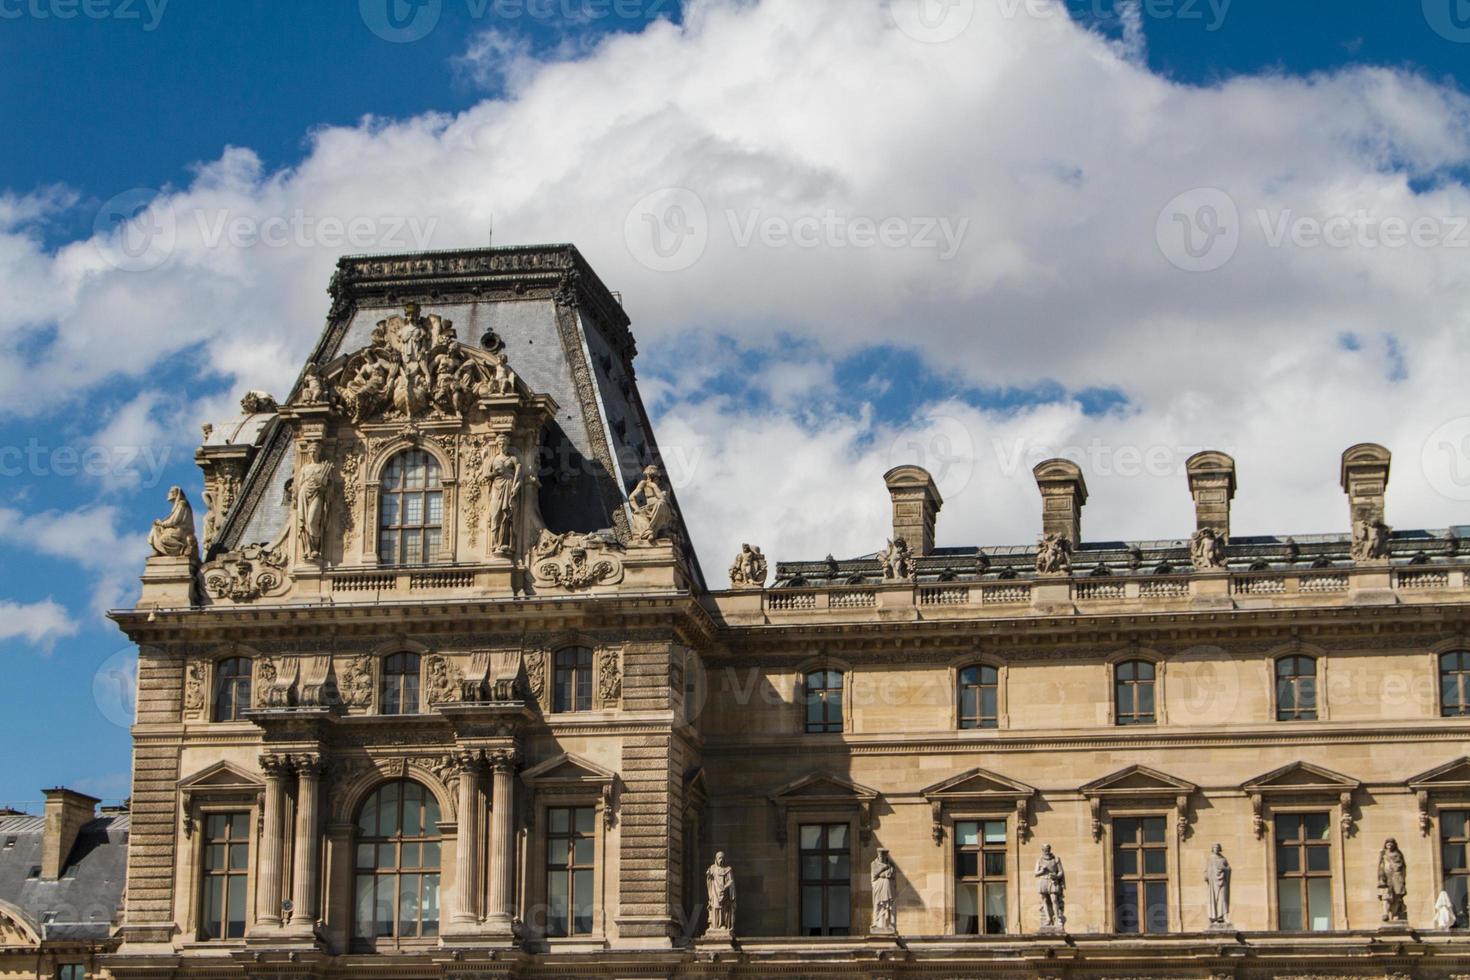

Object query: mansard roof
[0,811,127,943]
[204,244,703,587]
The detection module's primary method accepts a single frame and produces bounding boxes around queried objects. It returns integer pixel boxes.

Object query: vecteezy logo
[890,0,975,43]
[359,0,441,43]
[93,188,176,273]
[1422,416,1470,501]
[886,414,977,498]
[93,648,139,730]
[1155,187,1240,273]
[1424,0,1470,42]
[623,187,708,273]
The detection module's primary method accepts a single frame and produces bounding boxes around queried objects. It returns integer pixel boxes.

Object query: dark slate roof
[0,812,128,942]
[772,527,1470,588]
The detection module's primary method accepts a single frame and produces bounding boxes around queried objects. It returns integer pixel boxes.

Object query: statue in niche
[1191,526,1226,570]
[1035,844,1066,930]
[870,848,897,933]
[879,538,913,580]
[1352,518,1392,562]
[728,543,768,588]
[481,434,524,558]
[629,464,675,543]
[1035,533,1072,575]
[1205,843,1231,926]
[149,486,198,559]
[704,851,736,936]
[1377,838,1407,922]
[296,442,335,563]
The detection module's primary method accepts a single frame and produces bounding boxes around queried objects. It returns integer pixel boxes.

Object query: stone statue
[297,363,328,405]
[481,434,523,558]
[1035,533,1072,575]
[296,442,335,563]
[1352,518,1391,562]
[879,537,912,580]
[870,848,896,933]
[1377,837,1407,922]
[1435,890,1457,930]
[629,464,675,544]
[201,487,220,552]
[1191,526,1226,570]
[1205,843,1231,926]
[705,851,736,936]
[239,391,278,414]
[149,486,199,559]
[1035,844,1066,929]
[430,341,466,414]
[729,543,768,588]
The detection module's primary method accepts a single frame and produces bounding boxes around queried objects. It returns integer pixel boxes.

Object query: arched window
[381,653,421,716]
[1114,660,1156,726]
[805,670,844,734]
[1275,656,1318,721]
[378,450,444,565]
[1443,651,1470,717]
[554,647,593,713]
[212,658,252,722]
[957,664,999,730]
[353,780,441,942]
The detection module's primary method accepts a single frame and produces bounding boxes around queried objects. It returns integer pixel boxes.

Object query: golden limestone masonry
[73,244,1470,979]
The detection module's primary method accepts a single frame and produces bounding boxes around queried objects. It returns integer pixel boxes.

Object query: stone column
[450,751,482,927]
[484,749,519,935]
[254,753,290,929]
[287,754,322,937]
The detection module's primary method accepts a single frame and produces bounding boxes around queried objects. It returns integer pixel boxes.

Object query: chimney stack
[1185,451,1237,540]
[883,466,943,556]
[1033,459,1088,546]
[1340,443,1391,528]
[42,788,98,880]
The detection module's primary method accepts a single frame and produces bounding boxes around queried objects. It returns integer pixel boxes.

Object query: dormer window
[379,450,444,565]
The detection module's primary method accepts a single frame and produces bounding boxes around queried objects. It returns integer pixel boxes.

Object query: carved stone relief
[598,649,622,707]
[529,530,625,590]
[200,543,290,602]
[728,543,768,588]
[424,654,459,705]
[1035,533,1072,575]
[183,662,206,717]
[337,655,375,709]
[525,650,548,710]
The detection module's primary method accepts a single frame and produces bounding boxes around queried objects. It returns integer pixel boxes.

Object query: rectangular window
[553,649,594,713]
[1276,812,1332,931]
[1444,809,1470,927]
[804,671,844,734]
[1114,661,1156,726]
[200,812,250,940]
[56,967,84,980]
[799,822,851,936]
[545,806,596,937]
[955,819,1007,934]
[1113,816,1168,934]
[957,665,999,729]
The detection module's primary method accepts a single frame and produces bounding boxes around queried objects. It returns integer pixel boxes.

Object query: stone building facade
[102,245,1470,979]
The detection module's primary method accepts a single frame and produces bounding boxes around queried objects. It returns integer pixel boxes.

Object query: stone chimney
[883,466,943,556]
[1032,459,1087,546]
[42,788,98,880]
[1185,451,1237,540]
[1340,443,1391,527]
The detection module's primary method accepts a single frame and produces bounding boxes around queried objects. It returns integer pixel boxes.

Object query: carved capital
[260,753,292,779]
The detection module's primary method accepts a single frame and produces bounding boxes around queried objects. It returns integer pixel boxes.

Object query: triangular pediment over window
[522,752,616,788]
[177,760,264,794]
[1243,761,1361,795]
[1409,757,1470,792]
[769,772,879,805]
[1080,765,1196,799]
[921,768,1036,803]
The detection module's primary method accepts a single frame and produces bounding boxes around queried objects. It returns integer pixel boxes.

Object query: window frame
[351,779,444,948]
[952,816,1010,935]
[55,966,84,980]
[525,793,610,942]
[1272,810,1335,932]
[796,821,854,937]
[197,811,251,941]
[1111,815,1170,935]
[956,662,1002,730]
[1112,658,1159,727]
[552,647,594,714]
[802,668,846,735]
[543,805,598,938]
[211,657,253,723]
[1441,807,1470,928]
[375,448,448,567]
[1274,655,1319,722]
[379,652,422,716]
[1442,650,1470,718]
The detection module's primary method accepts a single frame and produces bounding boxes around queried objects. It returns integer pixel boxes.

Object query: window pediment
[1243,761,1360,839]
[522,753,617,788]
[178,761,263,838]
[769,772,879,844]
[922,768,1037,845]
[1408,757,1470,834]
[1080,765,1196,842]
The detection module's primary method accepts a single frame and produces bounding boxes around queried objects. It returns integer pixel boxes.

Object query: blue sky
[3,0,1470,807]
